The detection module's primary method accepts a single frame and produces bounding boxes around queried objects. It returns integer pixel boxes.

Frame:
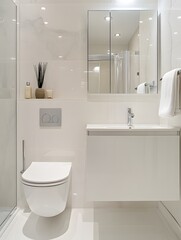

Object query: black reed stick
[34,62,48,88]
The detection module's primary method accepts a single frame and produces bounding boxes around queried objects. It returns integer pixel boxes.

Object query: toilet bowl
[21,162,72,217]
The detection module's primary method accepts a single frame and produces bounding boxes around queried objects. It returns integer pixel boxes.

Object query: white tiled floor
[0,208,180,240]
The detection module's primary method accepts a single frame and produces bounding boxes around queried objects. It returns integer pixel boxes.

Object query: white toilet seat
[22,178,68,187]
[21,162,71,187]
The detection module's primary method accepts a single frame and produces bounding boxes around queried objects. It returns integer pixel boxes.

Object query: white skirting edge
[159,202,181,239]
[0,207,19,238]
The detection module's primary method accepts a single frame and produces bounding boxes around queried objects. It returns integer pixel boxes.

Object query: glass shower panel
[0,0,17,226]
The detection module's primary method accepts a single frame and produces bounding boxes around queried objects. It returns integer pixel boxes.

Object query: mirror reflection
[88,10,158,94]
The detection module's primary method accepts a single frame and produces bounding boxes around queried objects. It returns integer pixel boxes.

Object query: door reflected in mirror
[88,10,158,94]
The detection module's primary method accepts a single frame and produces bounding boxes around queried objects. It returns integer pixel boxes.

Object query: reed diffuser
[34,62,48,98]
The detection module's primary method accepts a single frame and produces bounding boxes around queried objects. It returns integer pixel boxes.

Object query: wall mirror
[87,10,158,94]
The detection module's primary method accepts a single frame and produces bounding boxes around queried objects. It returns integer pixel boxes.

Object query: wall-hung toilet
[21,162,72,217]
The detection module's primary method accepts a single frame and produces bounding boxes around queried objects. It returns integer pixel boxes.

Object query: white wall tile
[18,0,160,209]
[159,0,181,227]
[18,98,159,208]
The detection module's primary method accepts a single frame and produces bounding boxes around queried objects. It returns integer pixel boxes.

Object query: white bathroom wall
[159,0,181,76]
[0,0,17,210]
[17,0,159,209]
[159,0,181,227]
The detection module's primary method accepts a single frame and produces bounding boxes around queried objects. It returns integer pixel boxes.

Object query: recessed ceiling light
[44,21,48,25]
[12,19,16,22]
[148,17,153,21]
[174,31,178,35]
[41,7,46,11]
[58,35,62,39]
[58,55,63,59]
[146,38,149,41]
[93,66,100,72]
[104,16,112,22]
[114,33,121,37]
[177,16,181,19]
[139,20,143,24]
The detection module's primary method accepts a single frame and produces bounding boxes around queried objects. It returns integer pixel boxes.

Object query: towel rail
[160,70,181,81]
[135,83,155,91]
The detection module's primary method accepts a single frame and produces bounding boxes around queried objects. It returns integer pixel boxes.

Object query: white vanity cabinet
[86,124,180,201]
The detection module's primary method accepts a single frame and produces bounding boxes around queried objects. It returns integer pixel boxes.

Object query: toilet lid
[22,162,72,184]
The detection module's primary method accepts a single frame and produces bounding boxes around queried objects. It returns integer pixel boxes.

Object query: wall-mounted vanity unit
[87,10,158,94]
[86,124,180,201]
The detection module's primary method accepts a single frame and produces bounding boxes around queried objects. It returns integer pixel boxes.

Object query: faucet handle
[127,107,134,127]
[128,107,131,113]
[128,108,134,118]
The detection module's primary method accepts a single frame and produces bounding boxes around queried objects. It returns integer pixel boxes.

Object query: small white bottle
[25,82,32,99]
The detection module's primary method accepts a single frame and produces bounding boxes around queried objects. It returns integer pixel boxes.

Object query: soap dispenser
[25,82,32,99]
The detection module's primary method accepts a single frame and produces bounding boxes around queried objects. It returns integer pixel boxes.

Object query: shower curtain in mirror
[112,51,131,93]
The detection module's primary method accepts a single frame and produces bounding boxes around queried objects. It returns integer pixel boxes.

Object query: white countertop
[86,124,180,135]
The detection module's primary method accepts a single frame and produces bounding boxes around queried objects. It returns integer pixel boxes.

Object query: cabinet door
[86,135,180,201]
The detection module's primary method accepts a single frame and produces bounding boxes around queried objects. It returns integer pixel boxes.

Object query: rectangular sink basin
[86,124,180,136]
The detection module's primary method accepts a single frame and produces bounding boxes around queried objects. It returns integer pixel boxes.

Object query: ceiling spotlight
[93,66,100,73]
[104,16,112,22]
[139,20,143,24]
[44,21,48,25]
[177,16,181,19]
[58,35,62,39]
[174,31,178,35]
[148,17,153,21]
[114,33,121,37]
[41,7,46,11]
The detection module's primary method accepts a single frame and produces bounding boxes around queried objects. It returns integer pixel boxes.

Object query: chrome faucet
[127,108,134,127]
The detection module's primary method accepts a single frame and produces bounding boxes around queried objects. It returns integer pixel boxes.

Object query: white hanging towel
[137,82,146,94]
[159,69,180,117]
[137,82,150,94]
